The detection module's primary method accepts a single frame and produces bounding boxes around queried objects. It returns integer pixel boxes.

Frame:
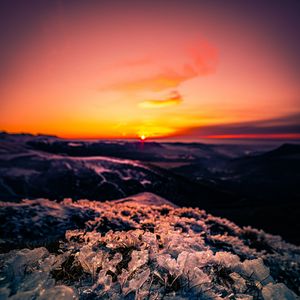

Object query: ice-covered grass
[0,193,299,299]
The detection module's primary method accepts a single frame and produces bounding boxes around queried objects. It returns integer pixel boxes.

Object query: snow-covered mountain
[0,193,299,299]
[0,132,238,207]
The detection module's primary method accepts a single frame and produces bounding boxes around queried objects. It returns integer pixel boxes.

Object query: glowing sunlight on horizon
[0,1,299,140]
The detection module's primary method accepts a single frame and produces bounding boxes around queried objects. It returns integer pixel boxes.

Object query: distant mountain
[170,143,300,245]
[223,143,300,200]
[261,143,300,158]
[172,142,300,201]
[0,133,239,207]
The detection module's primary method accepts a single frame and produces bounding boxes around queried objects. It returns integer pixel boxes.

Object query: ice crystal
[0,193,299,299]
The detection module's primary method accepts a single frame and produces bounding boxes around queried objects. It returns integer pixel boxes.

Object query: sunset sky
[0,0,300,140]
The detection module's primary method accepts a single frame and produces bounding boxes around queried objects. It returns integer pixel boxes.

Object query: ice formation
[0,193,299,299]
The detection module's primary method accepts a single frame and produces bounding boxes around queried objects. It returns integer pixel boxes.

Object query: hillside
[0,132,240,206]
[171,143,300,245]
[1,133,300,245]
[0,193,299,299]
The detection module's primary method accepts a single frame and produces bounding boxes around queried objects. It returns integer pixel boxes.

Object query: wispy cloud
[99,41,218,93]
[139,91,182,108]
[184,113,300,139]
[105,70,191,92]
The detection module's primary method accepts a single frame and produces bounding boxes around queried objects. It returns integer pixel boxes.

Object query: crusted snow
[0,193,299,300]
[112,192,177,207]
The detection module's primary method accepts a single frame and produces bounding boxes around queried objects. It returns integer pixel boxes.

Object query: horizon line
[1,131,300,143]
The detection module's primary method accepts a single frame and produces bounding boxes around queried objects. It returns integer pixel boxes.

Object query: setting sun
[0,1,299,141]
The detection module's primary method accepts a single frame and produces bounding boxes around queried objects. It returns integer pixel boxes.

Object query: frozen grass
[0,193,299,299]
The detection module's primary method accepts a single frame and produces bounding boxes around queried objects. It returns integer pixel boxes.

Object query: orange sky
[0,1,299,140]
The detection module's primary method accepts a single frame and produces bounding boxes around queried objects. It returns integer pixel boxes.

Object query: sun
[140,134,146,141]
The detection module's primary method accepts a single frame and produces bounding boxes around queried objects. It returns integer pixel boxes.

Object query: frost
[230,272,247,293]
[214,251,241,268]
[128,250,149,272]
[157,254,179,276]
[235,295,253,300]
[76,245,108,275]
[123,268,150,296]
[38,286,77,300]
[188,267,211,291]
[0,248,76,299]
[238,258,273,285]
[262,283,298,300]
[0,193,299,299]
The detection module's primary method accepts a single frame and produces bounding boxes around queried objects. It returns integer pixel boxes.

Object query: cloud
[99,41,218,93]
[106,70,191,92]
[112,57,153,68]
[184,113,300,139]
[187,40,218,76]
[139,90,182,108]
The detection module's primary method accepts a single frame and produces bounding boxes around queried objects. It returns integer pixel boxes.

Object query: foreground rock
[0,193,299,299]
